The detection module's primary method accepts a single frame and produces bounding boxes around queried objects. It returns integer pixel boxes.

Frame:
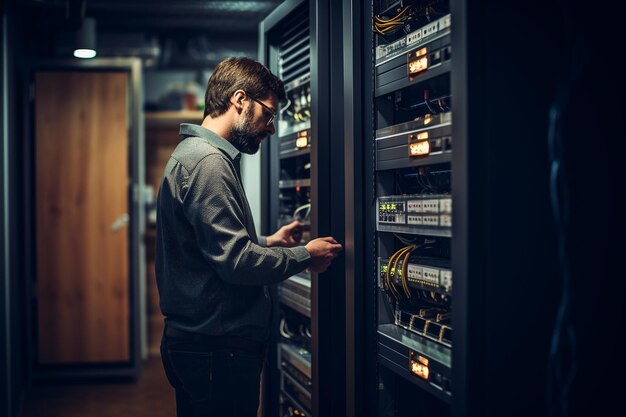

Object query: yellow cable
[391,246,413,298]
[375,6,410,23]
[400,247,413,297]
[386,246,409,298]
[373,5,420,35]
[385,248,403,298]
[384,250,399,297]
[375,20,406,29]
[375,19,405,27]
[375,17,410,27]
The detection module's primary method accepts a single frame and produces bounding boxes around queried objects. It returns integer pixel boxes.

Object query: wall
[143,70,212,111]
[143,68,263,233]
[241,152,262,234]
[1,2,26,416]
[1,11,9,416]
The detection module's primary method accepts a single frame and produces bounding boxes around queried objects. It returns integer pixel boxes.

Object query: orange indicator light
[296,131,308,148]
[409,56,429,75]
[409,352,430,380]
[410,361,430,380]
[409,140,430,157]
[296,137,308,148]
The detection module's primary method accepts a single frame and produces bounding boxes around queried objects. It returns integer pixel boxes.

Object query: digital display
[408,47,429,77]
[409,351,430,380]
[408,56,429,75]
[379,202,403,212]
[411,361,429,379]
[415,47,427,57]
[296,131,308,148]
[296,137,308,148]
[409,140,430,157]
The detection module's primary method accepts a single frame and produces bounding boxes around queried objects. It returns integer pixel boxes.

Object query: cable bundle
[374,5,415,35]
[385,245,419,299]
[373,1,447,36]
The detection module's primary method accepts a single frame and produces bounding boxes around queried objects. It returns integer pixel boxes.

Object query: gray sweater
[155,123,310,342]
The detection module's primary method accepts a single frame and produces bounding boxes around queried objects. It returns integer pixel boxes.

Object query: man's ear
[231,90,246,113]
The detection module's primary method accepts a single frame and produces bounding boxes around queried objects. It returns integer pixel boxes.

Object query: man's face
[230,93,278,155]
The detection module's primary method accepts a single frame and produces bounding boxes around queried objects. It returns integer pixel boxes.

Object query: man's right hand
[304,237,343,273]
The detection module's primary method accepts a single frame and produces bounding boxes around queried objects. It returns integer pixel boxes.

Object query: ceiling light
[73,18,97,59]
[74,49,97,59]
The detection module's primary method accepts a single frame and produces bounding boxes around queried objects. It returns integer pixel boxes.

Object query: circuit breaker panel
[372,1,453,414]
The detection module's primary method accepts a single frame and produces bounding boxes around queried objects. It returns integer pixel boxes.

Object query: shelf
[379,323,450,367]
[375,60,451,98]
[279,343,311,378]
[377,224,452,237]
[145,110,204,127]
[278,120,311,138]
[281,147,311,159]
[376,28,451,68]
[281,370,312,401]
[279,179,311,189]
[377,150,452,171]
[376,112,452,139]
[280,129,311,159]
[375,118,452,171]
[377,323,451,403]
[280,391,311,417]
[278,274,311,317]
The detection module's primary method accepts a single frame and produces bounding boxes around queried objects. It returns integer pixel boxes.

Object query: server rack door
[451,1,568,416]
[259,1,345,416]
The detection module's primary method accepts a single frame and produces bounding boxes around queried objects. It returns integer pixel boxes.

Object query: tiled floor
[22,355,175,417]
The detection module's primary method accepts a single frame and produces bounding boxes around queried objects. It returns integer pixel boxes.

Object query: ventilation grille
[277,4,310,88]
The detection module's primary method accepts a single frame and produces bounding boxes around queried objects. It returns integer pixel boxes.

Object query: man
[155,56,342,417]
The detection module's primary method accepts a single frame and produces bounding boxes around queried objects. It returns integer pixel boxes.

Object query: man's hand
[305,237,343,273]
[267,220,304,248]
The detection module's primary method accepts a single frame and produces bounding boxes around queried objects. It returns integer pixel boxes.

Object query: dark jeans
[161,333,264,417]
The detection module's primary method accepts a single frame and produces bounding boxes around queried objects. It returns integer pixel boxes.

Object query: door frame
[25,58,145,380]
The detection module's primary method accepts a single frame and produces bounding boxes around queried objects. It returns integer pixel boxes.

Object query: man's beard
[230,106,267,154]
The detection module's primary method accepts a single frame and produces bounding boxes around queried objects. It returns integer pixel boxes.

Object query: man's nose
[265,122,275,136]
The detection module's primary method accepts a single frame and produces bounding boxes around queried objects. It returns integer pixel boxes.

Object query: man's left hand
[267,220,304,247]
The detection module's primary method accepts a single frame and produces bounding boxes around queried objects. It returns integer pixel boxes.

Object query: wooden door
[35,71,130,363]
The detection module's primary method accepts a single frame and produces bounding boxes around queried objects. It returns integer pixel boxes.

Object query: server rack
[259,1,591,416]
[259,1,345,416]
[371,1,453,415]
[344,1,573,416]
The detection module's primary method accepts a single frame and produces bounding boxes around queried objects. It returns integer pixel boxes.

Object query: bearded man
[155,57,342,417]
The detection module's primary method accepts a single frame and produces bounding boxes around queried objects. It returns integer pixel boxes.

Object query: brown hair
[203,56,286,118]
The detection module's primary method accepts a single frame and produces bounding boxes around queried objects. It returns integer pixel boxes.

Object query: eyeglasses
[245,92,277,127]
